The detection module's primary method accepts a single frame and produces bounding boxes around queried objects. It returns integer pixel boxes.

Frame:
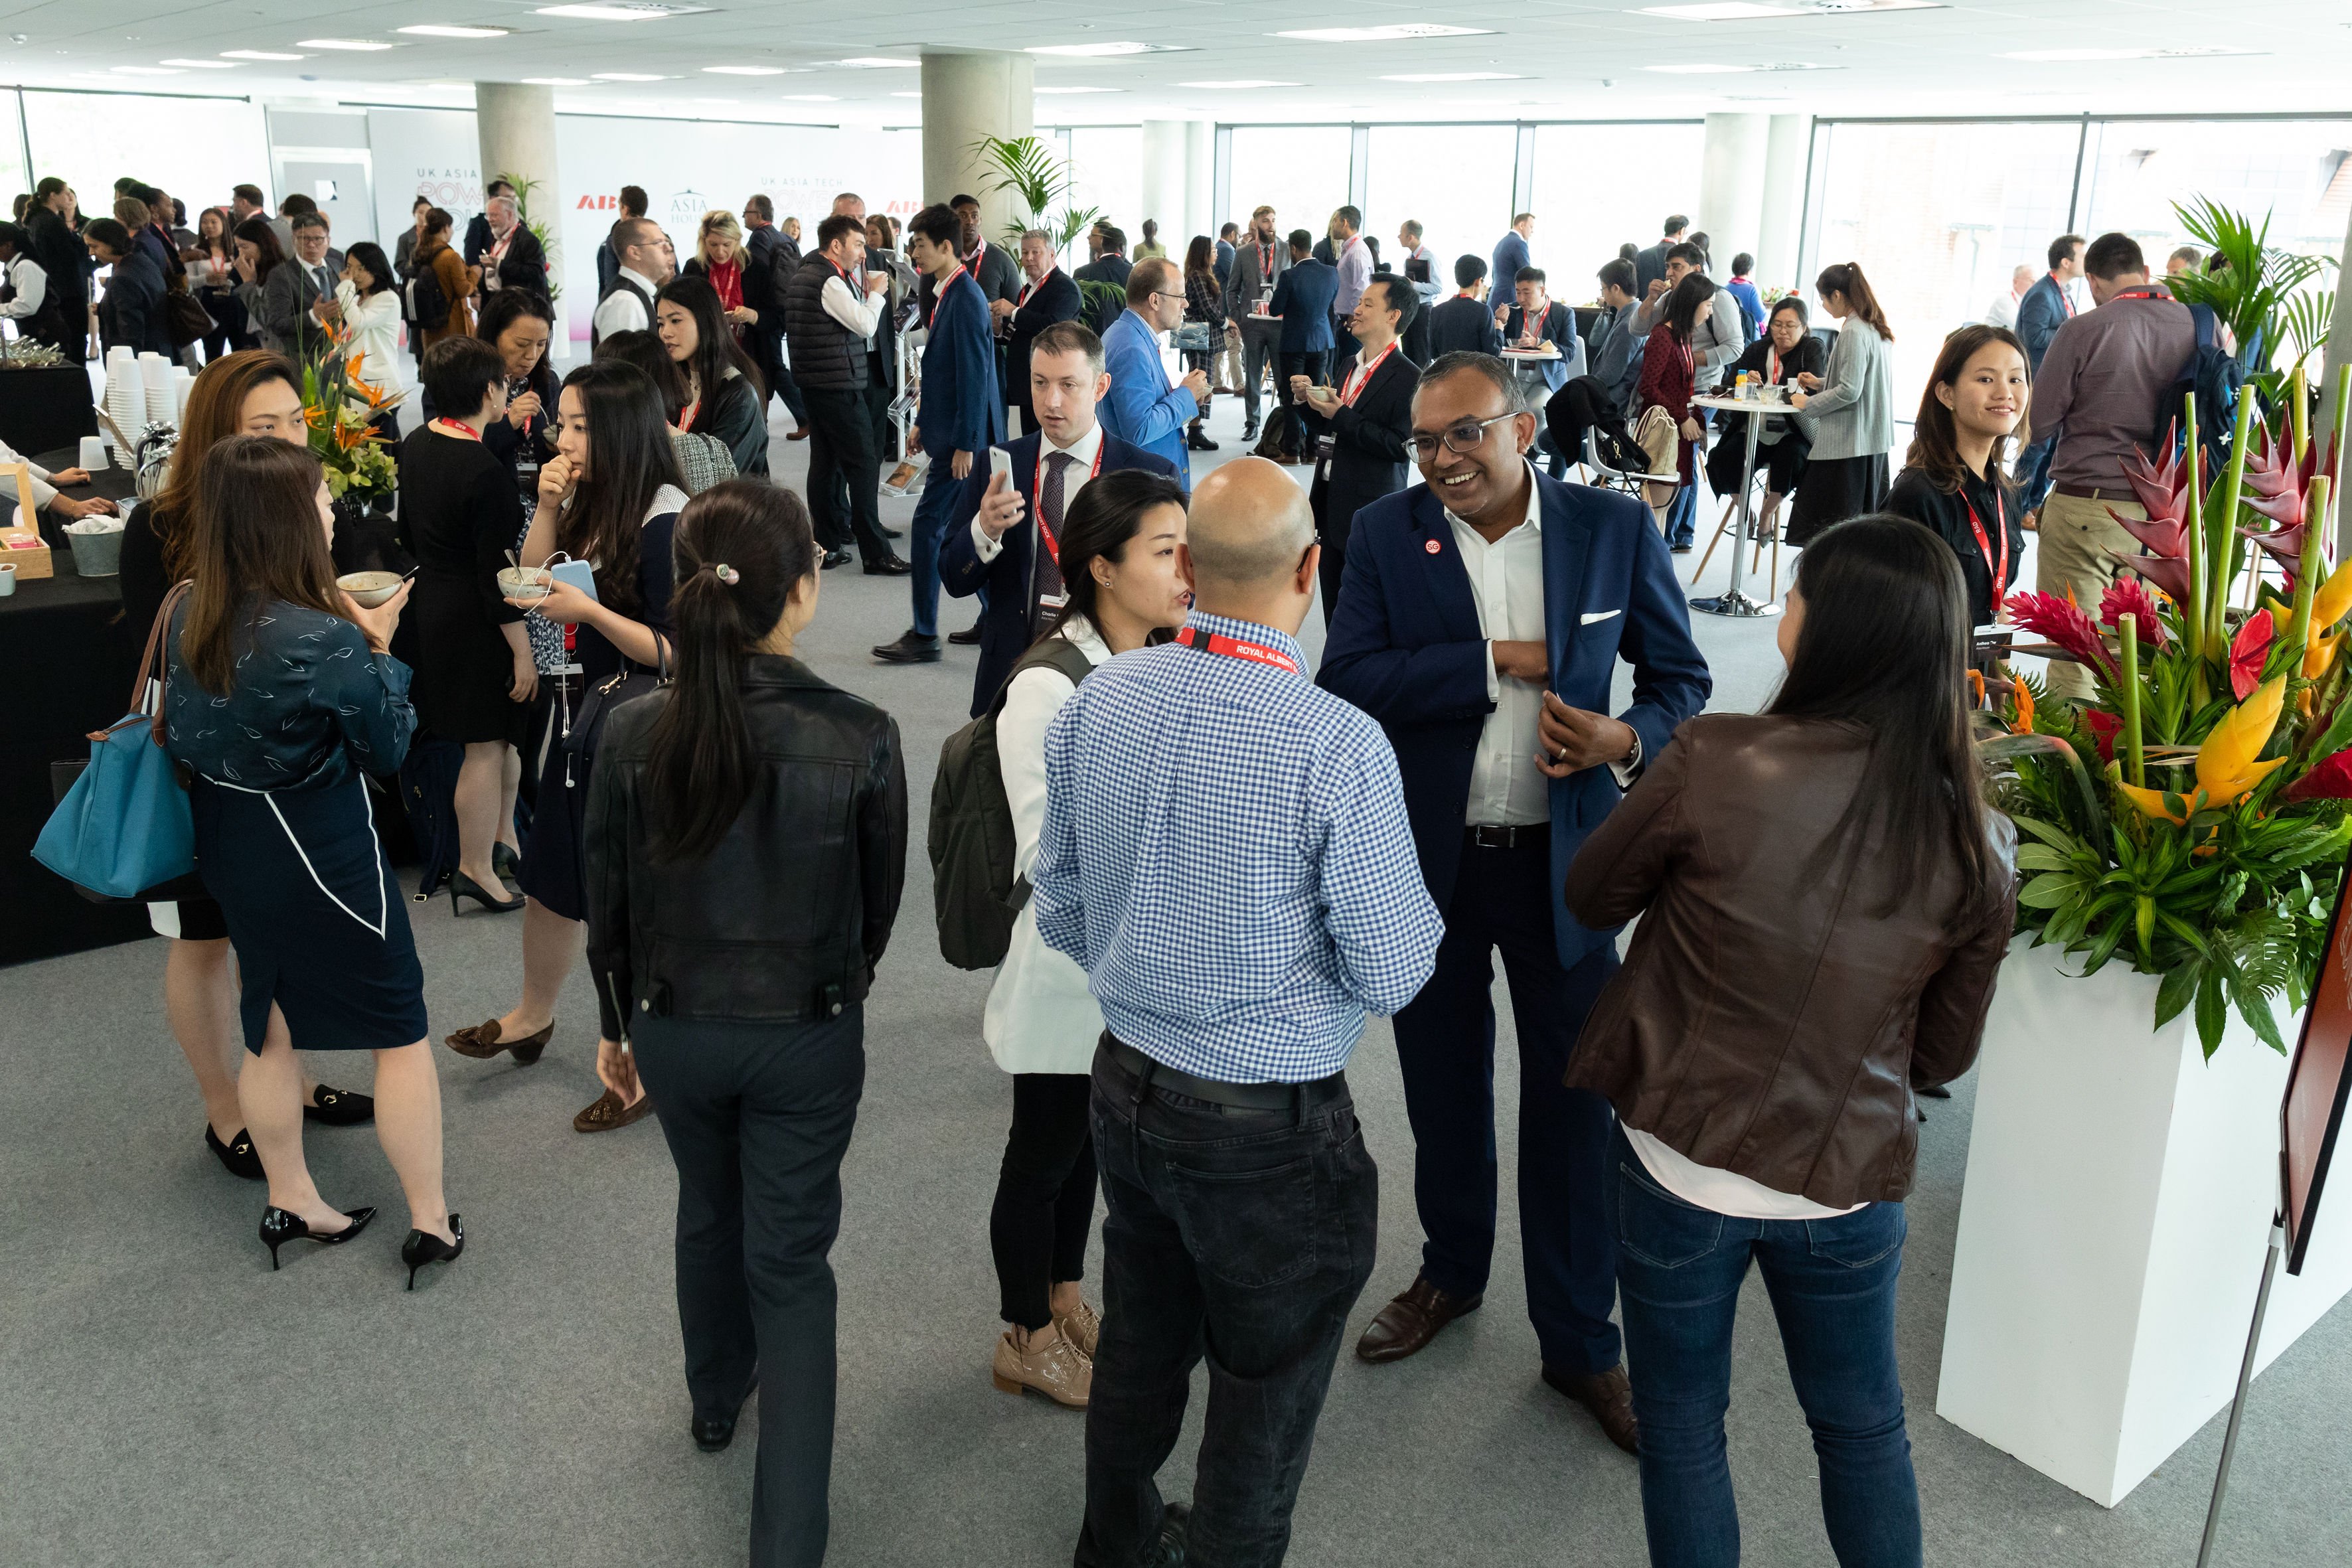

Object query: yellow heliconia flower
[2313,561,2352,632]
[2306,630,2339,680]
[2196,675,2288,804]
[2115,777,2189,824]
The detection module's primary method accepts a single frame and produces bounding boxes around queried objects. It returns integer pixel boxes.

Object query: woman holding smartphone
[444,360,688,1135]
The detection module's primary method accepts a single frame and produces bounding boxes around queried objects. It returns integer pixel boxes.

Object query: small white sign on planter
[1936,937,2352,1506]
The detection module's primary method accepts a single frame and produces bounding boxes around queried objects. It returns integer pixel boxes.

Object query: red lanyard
[2050,273,2077,318]
[1020,269,1048,305]
[1178,623,1302,676]
[1032,437,1107,566]
[1343,341,1399,406]
[1962,486,2009,597]
[432,418,481,440]
[1519,299,1549,345]
[678,398,700,431]
[2110,287,2167,303]
[1767,346,1781,383]
[926,263,967,328]
[1257,240,1274,279]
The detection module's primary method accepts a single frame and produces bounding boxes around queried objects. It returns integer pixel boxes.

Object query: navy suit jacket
[937,427,1178,714]
[1318,471,1712,967]
[1270,258,1338,353]
[1100,308,1197,491]
[1492,231,1532,293]
[2015,274,2072,372]
[1427,295,1505,360]
[917,269,1003,458]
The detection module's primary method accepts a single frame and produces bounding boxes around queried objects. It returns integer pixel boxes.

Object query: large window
[2080,118,2352,263]
[1363,124,1516,291]
[1067,125,1142,250]
[1226,125,1353,250]
[1528,123,1703,302]
[22,90,269,218]
[1802,119,2083,431]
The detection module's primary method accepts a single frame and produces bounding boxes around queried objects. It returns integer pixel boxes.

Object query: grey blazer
[1223,235,1289,325]
[1798,319,1894,462]
[238,259,334,356]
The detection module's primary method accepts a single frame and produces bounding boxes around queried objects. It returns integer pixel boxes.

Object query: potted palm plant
[965,135,1101,257]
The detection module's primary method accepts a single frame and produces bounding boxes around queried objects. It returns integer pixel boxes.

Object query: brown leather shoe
[1543,1361,1640,1454]
[445,1018,552,1065]
[992,1328,1091,1408]
[574,1087,654,1133]
[1055,1299,1101,1360]
[1354,1273,1483,1364]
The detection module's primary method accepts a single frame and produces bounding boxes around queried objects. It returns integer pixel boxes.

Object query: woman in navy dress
[162,436,463,1285]
[444,360,686,1136]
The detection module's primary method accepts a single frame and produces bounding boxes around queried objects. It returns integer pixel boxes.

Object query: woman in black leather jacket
[655,272,769,477]
[582,479,905,1565]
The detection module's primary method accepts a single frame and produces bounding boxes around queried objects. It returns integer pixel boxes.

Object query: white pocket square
[1579,609,1622,626]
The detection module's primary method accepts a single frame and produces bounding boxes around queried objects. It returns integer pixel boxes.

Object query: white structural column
[1697,113,1770,274]
[1140,119,1215,251]
[1756,114,1812,289]
[475,83,562,280]
[921,50,1036,237]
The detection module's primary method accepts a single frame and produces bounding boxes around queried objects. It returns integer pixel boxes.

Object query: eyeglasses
[1409,412,1521,463]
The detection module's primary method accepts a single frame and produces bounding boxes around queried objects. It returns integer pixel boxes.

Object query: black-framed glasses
[1410,411,1521,463]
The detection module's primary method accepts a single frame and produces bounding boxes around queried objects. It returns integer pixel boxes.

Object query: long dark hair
[344,240,394,295]
[152,350,303,580]
[647,481,819,861]
[656,272,764,413]
[195,206,230,260]
[1043,469,1189,643]
[556,360,685,617]
[593,328,690,422]
[179,437,340,694]
[1816,260,1893,343]
[232,216,285,277]
[478,287,559,402]
[1906,324,2030,494]
[1768,516,1994,914]
[1184,234,1215,280]
[1663,272,1718,343]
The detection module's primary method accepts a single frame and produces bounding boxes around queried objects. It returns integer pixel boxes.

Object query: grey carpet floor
[4,394,2346,1567]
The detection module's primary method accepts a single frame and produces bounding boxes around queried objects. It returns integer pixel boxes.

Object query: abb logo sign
[578,194,626,210]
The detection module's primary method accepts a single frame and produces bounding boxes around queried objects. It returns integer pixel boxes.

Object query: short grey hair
[1415,351,1528,415]
[1021,228,1054,249]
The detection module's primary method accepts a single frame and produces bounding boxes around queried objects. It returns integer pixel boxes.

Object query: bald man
[1034,456,1443,1567]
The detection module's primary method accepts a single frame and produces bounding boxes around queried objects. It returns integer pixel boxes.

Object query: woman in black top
[1883,324,2031,630]
[475,289,560,496]
[584,481,905,1562]
[398,337,536,913]
[1181,234,1226,453]
[655,273,768,477]
[445,361,688,1137]
[1705,295,1824,541]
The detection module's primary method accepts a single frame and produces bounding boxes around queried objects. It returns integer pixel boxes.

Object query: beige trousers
[2035,488,2143,699]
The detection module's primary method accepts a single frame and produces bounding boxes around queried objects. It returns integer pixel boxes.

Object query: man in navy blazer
[1266,231,1338,461]
[1318,351,1710,1454]
[939,320,1178,715]
[876,203,1003,665]
[2012,232,2084,520]
[1098,257,1208,493]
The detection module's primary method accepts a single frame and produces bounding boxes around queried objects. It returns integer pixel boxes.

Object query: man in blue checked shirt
[1034,457,1443,1568]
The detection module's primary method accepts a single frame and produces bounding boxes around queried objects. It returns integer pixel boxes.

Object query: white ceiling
[0,0,2347,125]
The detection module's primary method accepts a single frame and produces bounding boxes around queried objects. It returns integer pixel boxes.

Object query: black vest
[591,274,653,350]
[782,254,870,394]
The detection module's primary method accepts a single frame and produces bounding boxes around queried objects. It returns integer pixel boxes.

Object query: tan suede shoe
[1055,1300,1101,1360]
[991,1329,1091,1409]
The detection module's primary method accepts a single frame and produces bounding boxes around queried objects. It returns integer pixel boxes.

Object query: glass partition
[1067,125,1142,252]
[1528,123,1704,303]
[2080,118,2352,264]
[1363,123,1516,293]
[1225,125,1353,251]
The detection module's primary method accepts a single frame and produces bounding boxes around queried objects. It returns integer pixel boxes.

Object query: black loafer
[821,548,854,570]
[872,631,943,664]
[206,1125,265,1180]
[693,1377,759,1452]
[862,555,912,576]
[304,1084,375,1126]
[947,622,982,646]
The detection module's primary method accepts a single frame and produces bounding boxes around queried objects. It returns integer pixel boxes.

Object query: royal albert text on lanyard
[1177,623,1302,677]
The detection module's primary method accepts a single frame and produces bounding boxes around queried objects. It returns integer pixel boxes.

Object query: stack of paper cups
[141,354,173,428]
[105,358,144,465]
[175,374,194,422]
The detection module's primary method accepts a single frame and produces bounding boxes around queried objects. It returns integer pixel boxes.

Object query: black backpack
[405,266,451,332]
[928,635,1096,971]
[2165,302,2244,473]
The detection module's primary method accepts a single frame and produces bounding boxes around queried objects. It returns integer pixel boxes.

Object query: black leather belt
[2053,483,2119,501]
[1467,823,1549,850]
[1100,1034,1339,1111]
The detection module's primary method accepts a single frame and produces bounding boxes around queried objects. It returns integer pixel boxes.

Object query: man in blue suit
[939,319,1179,716]
[1266,230,1338,462]
[1097,257,1208,495]
[1318,351,1711,1455]
[1490,212,1535,307]
[2012,232,2084,522]
[876,202,1004,665]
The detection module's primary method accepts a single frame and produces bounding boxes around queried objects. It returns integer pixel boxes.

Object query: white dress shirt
[1,254,46,321]
[0,434,58,509]
[820,269,885,337]
[972,419,1101,564]
[1334,234,1372,315]
[1447,466,1551,827]
[591,265,659,341]
[1984,287,2022,331]
[984,615,1114,1074]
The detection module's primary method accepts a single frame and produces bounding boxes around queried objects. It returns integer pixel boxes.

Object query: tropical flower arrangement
[1988,367,2352,1057]
[297,321,402,508]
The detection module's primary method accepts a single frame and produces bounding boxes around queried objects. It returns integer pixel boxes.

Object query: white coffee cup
[80,436,108,471]
[0,562,17,597]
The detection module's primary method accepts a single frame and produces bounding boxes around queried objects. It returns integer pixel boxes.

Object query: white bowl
[497,566,552,602]
[337,570,404,609]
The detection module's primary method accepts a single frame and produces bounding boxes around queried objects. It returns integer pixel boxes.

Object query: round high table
[1687,391,1796,619]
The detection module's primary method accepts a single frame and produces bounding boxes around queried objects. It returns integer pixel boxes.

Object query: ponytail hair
[1815,260,1893,343]
[644,479,819,862]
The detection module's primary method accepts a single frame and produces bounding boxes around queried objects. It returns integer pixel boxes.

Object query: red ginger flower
[2099,578,2169,651]
[2082,708,2121,763]
[2005,588,2119,680]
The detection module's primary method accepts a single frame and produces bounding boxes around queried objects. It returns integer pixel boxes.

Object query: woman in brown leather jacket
[1563,515,2015,1568]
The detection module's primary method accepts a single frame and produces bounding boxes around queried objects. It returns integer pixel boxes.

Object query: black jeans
[802,385,892,564]
[758,329,808,426]
[990,1072,1099,1330]
[1272,351,1327,459]
[1075,1040,1377,1568]
[634,1006,866,1568]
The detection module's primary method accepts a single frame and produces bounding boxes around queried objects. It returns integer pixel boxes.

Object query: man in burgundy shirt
[2026,232,2195,698]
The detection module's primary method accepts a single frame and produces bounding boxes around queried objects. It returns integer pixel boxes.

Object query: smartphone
[989,445,1013,483]
[548,558,598,604]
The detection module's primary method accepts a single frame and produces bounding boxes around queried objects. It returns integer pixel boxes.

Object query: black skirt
[1706,426,1811,502]
[516,698,588,921]
[1786,453,1889,548]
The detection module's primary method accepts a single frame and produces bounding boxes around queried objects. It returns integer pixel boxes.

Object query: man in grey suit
[248,211,339,356]
[1222,204,1288,445]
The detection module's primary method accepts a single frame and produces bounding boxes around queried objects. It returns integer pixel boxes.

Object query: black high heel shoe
[401,1214,465,1291]
[260,1205,376,1269]
[493,842,521,882]
[449,871,524,915]
[206,1125,264,1180]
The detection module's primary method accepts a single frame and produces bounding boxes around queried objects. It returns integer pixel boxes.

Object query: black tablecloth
[0,367,99,458]
[1,450,149,965]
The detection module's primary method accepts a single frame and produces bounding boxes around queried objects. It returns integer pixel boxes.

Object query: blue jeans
[909,452,961,637]
[1666,482,1698,548]
[1610,1127,1921,1568]
[2015,431,2056,514]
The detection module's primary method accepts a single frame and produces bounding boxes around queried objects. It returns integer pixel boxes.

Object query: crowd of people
[42,160,2255,1568]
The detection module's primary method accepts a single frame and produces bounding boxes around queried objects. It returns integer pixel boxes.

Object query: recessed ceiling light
[1275,25,1492,42]
[534,2,708,17]
[297,39,397,51]
[113,65,183,75]
[1638,3,1800,17]
[1034,86,1121,94]
[222,50,305,60]
[1178,79,1298,89]
[162,58,241,68]
[2000,45,2263,62]
[396,24,511,38]
[834,56,919,67]
[521,76,591,84]
[1026,42,1190,57]
[1646,62,1755,72]
[1379,70,1520,82]
[591,71,669,80]
[779,94,838,100]
[704,64,786,74]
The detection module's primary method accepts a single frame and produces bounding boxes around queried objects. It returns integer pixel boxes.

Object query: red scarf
[705,256,743,314]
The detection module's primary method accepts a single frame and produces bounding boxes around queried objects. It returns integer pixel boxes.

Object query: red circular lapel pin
[1425,538,1442,554]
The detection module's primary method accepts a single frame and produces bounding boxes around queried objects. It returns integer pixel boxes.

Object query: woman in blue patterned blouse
[163,436,463,1287]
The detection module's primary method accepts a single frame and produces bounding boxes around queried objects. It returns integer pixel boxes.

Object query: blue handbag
[34,582,197,900]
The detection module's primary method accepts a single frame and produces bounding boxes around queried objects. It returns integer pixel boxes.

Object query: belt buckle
[1470,824,1510,849]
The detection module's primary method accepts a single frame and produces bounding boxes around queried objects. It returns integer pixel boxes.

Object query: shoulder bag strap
[104,579,191,745]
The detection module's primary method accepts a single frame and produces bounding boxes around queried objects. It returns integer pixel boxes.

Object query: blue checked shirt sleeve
[1032,696,1089,967]
[1312,732,1443,1015]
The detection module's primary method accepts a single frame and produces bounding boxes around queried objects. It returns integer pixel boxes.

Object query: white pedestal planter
[1935,937,2352,1507]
